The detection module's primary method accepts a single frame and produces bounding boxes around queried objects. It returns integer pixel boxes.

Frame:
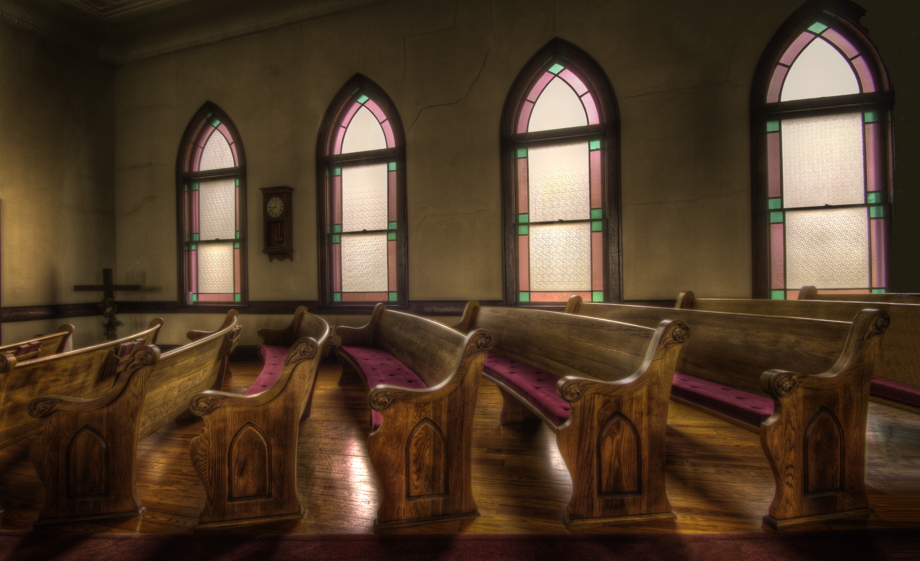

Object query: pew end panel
[759,309,889,529]
[188,316,330,530]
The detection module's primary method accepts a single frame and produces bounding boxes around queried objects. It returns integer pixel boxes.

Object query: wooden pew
[565,296,889,529]
[27,312,241,525]
[335,303,493,529]
[676,292,920,413]
[188,309,331,529]
[0,325,74,362]
[455,302,689,529]
[798,285,920,304]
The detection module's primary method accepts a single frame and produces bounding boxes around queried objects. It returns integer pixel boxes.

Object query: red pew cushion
[671,372,774,427]
[482,352,570,427]
[337,345,427,429]
[871,376,920,407]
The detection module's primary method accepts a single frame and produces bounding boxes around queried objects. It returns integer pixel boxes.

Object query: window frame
[500,39,621,306]
[175,102,249,308]
[315,75,408,310]
[750,1,893,299]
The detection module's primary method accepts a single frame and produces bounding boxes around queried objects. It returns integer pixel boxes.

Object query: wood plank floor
[0,362,917,534]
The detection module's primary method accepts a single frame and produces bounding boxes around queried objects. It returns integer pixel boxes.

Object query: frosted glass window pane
[342,106,386,153]
[781,38,859,102]
[782,114,864,208]
[529,223,591,292]
[342,163,388,232]
[341,234,388,292]
[528,77,587,132]
[199,130,235,170]
[198,178,236,240]
[198,243,234,293]
[786,208,869,289]
[528,142,590,222]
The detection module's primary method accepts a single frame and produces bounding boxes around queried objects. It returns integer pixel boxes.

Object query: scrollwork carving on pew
[123,346,158,371]
[190,395,218,416]
[285,339,319,365]
[29,398,63,418]
[769,371,803,398]
[369,388,400,411]
[665,321,691,349]
[0,353,14,375]
[560,379,593,403]
[867,311,891,339]
[463,331,494,358]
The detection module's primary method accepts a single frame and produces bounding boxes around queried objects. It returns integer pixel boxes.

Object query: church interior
[0,0,918,556]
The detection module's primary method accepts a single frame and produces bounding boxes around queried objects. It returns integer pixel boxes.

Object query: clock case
[260,186,294,261]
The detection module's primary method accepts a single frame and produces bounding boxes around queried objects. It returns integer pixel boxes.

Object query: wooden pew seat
[337,345,426,429]
[479,353,572,426]
[672,373,774,427]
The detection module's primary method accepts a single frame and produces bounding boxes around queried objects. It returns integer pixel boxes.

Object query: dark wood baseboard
[1,303,99,323]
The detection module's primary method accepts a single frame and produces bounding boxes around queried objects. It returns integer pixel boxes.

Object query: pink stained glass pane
[527,72,555,102]
[332,243,341,291]
[192,145,204,171]
[332,175,342,224]
[191,190,199,234]
[771,223,785,290]
[217,124,232,143]
[182,191,189,236]
[381,120,395,148]
[518,235,529,291]
[767,65,788,103]
[342,292,389,302]
[865,123,880,192]
[190,250,198,293]
[871,218,886,287]
[592,231,603,291]
[590,150,602,208]
[581,93,600,125]
[517,158,528,213]
[234,248,241,292]
[817,288,871,294]
[388,171,397,221]
[767,132,781,198]
[851,56,876,93]
[531,291,592,302]
[341,101,362,127]
[780,32,816,66]
[559,69,588,96]
[332,126,346,155]
[230,143,238,167]
[235,185,239,231]
[786,290,799,300]
[822,28,859,59]
[198,294,234,302]
[517,101,534,134]
[388,240,397,291]
[365,99,387,122]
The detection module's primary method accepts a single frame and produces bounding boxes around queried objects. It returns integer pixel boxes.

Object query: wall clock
[260,186,294,261]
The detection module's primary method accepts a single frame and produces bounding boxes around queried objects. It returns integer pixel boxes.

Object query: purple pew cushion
[337,345,427,429]
[871,376,920,408]
[482,352,570,427]
[246,345,290,396]
[671,372,774,427]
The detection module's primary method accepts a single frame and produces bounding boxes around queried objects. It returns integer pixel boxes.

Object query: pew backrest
[0,325,74,361]
[798,285,920,303]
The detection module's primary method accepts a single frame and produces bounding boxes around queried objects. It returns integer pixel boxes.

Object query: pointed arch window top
[332,90,396,155]
[518,63,600,134]
[767,23,878,103]
[189,115,239,172]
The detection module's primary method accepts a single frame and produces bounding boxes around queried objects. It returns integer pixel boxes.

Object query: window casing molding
[316,75,408,308]
[175,102,248,307]
[500,39,621,306]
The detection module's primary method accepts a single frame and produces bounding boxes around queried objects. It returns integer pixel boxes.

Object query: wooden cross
[74,269,142,300]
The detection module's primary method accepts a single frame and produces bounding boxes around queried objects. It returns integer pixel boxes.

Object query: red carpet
[0,529,916,561]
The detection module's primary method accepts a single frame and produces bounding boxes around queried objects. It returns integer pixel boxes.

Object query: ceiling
[0,0,385,65]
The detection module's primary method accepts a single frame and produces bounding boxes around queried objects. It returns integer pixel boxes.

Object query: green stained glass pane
[770,211,784,224]
[870,206,884,218]
[591,221,603,232]
[192,233,199,241]
[192,183,199,191]
[388,161,397,171]
[872,288,886,294]
[334,292,342,302]
[589,139,601,151]
[766,120,780,133]
[333,224,342,233]
[192,293,198,303]
[210,118,221,127]
[388,292,397,302]
[357,94,369,104]
[388,222,397,230]
[233,242,240,249]
[864,110,880,123]
[518,213,529,223]
[332,234,340,243]
[326,226,330,234]
[191,244,197,250]
[387,231,396,241]
[591,209,602,219]
[548,63,564,74]
[184,183,188,192]
[205,113,213,120]
[234,294,241,303]
[333,167,342,176]
[592,291,603,302]
[807,22,828,34]
[771,290,785,300]
[519,292,530,303]
[768,198,782,209]
[235,231,240,239]
[518,225,529,235]
[867,192,882,204]
[351,87,360,96]
[516,147,527,159]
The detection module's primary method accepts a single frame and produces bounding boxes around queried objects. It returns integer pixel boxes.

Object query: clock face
[267,196,284,218]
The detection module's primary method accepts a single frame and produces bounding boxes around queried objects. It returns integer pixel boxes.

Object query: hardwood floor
[0,362,917,534]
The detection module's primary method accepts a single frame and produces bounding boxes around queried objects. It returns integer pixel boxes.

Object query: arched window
[501,39,620,305]
[752,2,893,299]
[176,103,247,305]
[317,76,406,307]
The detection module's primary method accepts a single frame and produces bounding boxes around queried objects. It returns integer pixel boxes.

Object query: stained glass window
[177,104,246,305]
[756,8,892,300]
[503,40,619,305]
[319,78,405,306]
